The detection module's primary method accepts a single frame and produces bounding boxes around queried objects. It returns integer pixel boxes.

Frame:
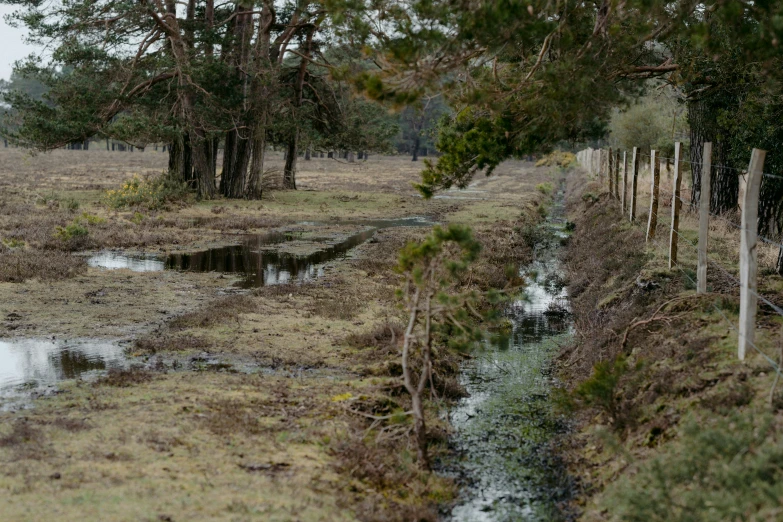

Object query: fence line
[577,143,783,371]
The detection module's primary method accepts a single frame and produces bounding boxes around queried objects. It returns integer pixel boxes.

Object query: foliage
[80,212,105,225]
[535,152,577,169]
[54,221,88,242]
[572,356,640,432]
[396,224,493,467]
[602,412,783,522]
[535,183,554,196]
[104,174,190,211]
[609,93,687,158]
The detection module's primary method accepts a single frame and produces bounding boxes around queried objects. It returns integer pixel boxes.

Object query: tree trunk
[246,123,265,199]
[328,151,333,158]
[220,129,246,197]
[168,139,184,181]
[305,147,311,160]
[357,151,364,160]
[777,246,783,276]
[105,139,110,151]
[412,136,420,161]
[282,25,315,190]
[411,393,429,469]
[711,146,739,215]
[687,100,707,210]
[283,135,298,189]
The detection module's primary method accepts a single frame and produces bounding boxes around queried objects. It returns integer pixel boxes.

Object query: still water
[87,217,434,288]
[0,338,126,407]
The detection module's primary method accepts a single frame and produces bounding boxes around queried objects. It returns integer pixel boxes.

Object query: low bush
[535,151,577,168]
[602,412,783,522]
[105,173,190,210]
[572,355,641,433]
[536,182,554,195]
[54,221,89,242]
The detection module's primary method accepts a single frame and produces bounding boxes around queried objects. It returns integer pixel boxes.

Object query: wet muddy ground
[0,149,563,521]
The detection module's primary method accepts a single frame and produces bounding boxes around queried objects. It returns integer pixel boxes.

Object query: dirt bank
[560,171,783,520]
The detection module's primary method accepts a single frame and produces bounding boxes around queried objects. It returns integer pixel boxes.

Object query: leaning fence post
[669,142,683,268]
[608,147,614,196]
[697,143,713,293]
[738,148,766,361]
[646,150,661,241]
[630,148,639,222]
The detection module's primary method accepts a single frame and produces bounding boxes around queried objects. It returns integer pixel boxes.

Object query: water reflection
[86,217,436,287]
[165,229,378,288]
[0,338,125,392]
[87,252,166,271]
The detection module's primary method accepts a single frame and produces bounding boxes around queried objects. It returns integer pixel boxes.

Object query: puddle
[442,183,575,521]
[87,252,165,272]
[165,228,379,288]
[0,338,127,409]
[87,217,436,288]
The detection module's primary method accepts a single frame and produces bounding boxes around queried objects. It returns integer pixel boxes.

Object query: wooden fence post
[621,151,628,213]
[608,147,614,196]
[646,150,661,241]
[697,143,712,294]
[614,150,620,200]
[669,142,683,268]
[630,147,639,222]
[738,148,766,361]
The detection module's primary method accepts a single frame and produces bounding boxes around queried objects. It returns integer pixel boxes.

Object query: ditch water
[442,182,575,521]
[87,217,434,288]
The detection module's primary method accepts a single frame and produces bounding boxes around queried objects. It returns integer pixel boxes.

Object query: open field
[0,148,557,520]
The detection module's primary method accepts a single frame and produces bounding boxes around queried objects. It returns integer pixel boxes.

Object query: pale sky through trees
[0,5,37,80]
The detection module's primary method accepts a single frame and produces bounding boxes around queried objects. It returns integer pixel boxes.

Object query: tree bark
[246,124,265,199]
[687,100,707,210]
[283,135,298,189]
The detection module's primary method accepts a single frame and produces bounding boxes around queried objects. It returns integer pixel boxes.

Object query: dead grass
[94,367,154,387]
[168,294,258,330]
[0,248,86,282]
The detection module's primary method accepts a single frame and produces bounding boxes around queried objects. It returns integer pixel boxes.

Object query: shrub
[536,182,554,195]
[80,212,106,225]
[105,173,190,210]
[54,221,89,242]
[602,412,783,522]
[573,355,640,432]
[535,151,577,168]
